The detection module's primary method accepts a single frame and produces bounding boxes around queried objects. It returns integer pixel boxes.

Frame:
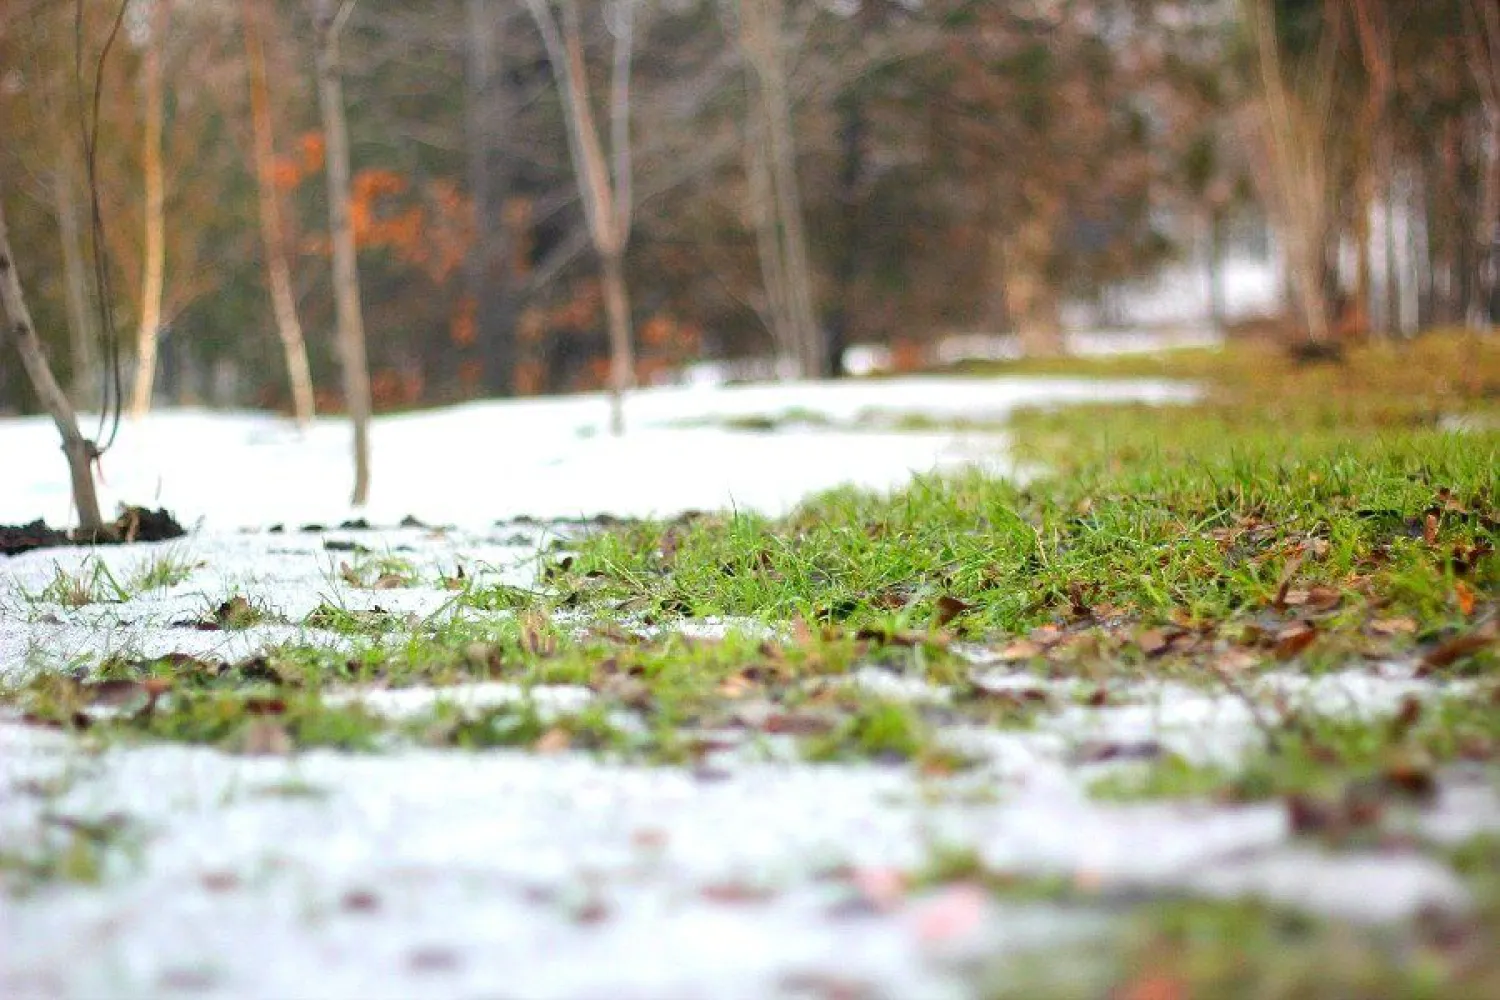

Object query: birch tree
[0,182,106,534]
[735,0,821,378]
[129,0,169,418]
[524,0,638,435]
[244,0,316,426]
[314,0,373,504]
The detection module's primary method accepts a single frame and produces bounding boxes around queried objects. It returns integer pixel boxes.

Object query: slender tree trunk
[1207,207,1227,330]
[524,0,637,433]
[54,150,98,408]
[315,0,372,505]
[0,188,106,534]
[129,0,169,419]
[1471,113,1500,329]
[1384,159,1401,337]
[600,249,632,434]
[465,0,517,396]
[740,0,821,377]
[245,0,316,427]
[743,90,796,367]
[825,89,863,377]
[1353,165,1372,341]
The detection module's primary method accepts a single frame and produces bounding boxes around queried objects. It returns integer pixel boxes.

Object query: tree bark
[1207,207,1228,330]
[1245,0,1336,345]
[1473,113,1500,329]
[245,0,316,427]
[465,0,517,396]
[129,0,169,419]
[315,0,372,505]
[0,187,106,534]
[739,0,821,377]
[600,248,632,434]
[524,0,637,433]
[54,149,98,409]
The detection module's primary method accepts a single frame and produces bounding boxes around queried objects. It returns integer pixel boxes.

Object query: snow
[1,375,1194,529]
[1,374,1494,998]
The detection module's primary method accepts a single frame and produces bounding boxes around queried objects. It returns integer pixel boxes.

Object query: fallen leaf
[1424,513,1440,546]
[1071,740,1163,764]
[213,596,260,629]
[934,595,972,628]
[1273,621,1318,660]
[239,719,292,756]
[1381,747,1437,800]
[341,888,381,912]
[762,712,836,736]
[1369,616,1417,636]
[851,867,907,911]
[914,883,987,944]
[199,871,240,893]
[1118,975,1188,1000]
[1454,580,1476,617]
[995,639,1042,661]
[534,727,572,754]
[408,947,461,972]
[700,881,773,904]
[1418,626,1497,674]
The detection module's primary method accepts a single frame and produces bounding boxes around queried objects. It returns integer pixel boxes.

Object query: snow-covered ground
[1,375,1494,999]
[1,376,1196,530]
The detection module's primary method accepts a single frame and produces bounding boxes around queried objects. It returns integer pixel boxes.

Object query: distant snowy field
[1,374,1197,529]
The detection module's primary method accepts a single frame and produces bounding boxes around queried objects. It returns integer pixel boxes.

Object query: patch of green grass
[557,336,1497,684]
[1091,690,1500,811]
[33,558,130,607]
[126,550,201,592]
[0,815,142,896]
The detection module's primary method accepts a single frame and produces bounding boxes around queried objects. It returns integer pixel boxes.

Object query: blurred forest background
[2,0,1497,418]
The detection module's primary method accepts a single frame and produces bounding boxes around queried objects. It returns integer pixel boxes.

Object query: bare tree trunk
[54,150,98,409]
[600,249,632,435]
[315,0,372,504]
[129,0,169,419]
[245,0,316,427]
[465,0,518,396]
[1351,0,1392,339]
[1462,0,1500,329]
[1002,194,1066,357]
[743,92,797,367]
[0,188,106,534]
[739,0,821,377]
[524,0,637,434]
[1245,0,1338,345]
[1207,207,1228,330]
[1473,114,1500,329]
[1384,157,1402,337]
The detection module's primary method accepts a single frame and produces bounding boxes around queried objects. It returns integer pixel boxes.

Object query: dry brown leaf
[1136,629,1171,657]
[1370,616,1417,636]
[534,727,572,754]
[1273,621,1319,660]
[240,719,292,756]
[996,639,1042,661]
[1419,625,1498,674]
[934,595,972,628]
[1424,513,1440,546]
[1215,648,1260,673]
[1454,580,1476,617]
[762,712,836,736]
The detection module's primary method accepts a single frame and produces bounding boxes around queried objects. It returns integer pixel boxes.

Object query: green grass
[559,336,1498,678]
